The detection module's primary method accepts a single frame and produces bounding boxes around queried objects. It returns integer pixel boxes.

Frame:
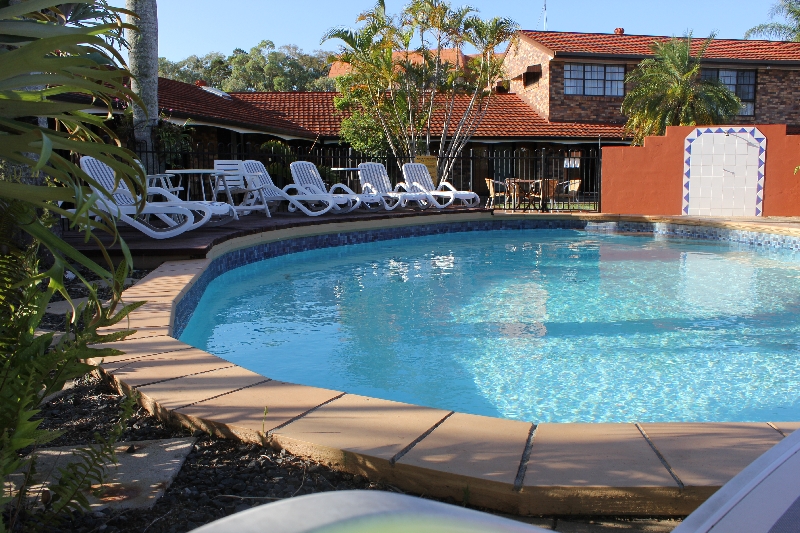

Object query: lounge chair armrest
[394,182,411,192]
[437,181,458,192]
[330,183,358,195]
[146,186,183,202]
[362,183,379,195]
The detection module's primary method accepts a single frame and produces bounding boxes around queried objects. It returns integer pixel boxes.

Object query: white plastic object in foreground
[190,490,548,533]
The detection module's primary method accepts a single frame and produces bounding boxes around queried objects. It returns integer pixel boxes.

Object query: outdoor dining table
[505,178,541,211]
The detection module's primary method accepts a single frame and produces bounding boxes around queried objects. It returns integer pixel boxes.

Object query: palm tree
[621,34,742,145]
[126,0,159,172]
[745,0,800,41]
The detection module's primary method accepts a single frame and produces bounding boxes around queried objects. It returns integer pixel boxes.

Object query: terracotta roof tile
[234,91,626,140]
[519,30,800,62]
[231,92,345,137]
[158,78,314,138]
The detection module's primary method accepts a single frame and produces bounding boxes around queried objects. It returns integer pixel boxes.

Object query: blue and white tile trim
[172,218,800,338]
[683,127,767,217]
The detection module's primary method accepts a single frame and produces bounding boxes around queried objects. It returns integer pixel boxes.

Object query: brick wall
[504,38,553,120]
[755,68,800,125]
[548,62,635,124]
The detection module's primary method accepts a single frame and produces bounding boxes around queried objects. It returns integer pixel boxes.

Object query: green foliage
[44,391,137,521]
[745,0,800,41]
[621,34,742,145]
[0,0,149,528]
[158,42,335,92]
[324,0,518,179]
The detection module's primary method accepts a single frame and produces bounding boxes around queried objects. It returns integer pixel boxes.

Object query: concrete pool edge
[95,212,800,516]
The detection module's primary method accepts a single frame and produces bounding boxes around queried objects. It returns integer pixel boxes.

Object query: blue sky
[122,0,777,60]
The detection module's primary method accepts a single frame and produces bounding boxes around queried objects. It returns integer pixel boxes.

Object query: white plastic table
[166,169,240,219]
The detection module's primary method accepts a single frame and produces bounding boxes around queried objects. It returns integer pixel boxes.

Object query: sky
[115,0,777,61]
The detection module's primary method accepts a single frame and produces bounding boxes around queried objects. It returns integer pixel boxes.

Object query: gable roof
[234,90,626,140]
[518,30,800,64]
[158,78,314,138]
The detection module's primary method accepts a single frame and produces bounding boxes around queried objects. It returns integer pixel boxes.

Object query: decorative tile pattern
[683,127,766,217]
[172,219,800,338]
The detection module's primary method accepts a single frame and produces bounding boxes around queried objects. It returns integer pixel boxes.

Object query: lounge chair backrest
[213,160,247,190]
[290,161,327,193]
[357,163,394,194]
[241,160,284,196]
[403,163,437,192]
[80,156,137,206]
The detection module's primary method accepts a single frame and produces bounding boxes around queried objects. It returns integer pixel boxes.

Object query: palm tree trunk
[126,0,159,173]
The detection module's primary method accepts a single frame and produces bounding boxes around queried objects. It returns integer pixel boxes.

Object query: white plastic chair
[238,160,336,217]
[289,161,361,213]
[213,159,270,216]
[402,163,480,208]
[80,156,234,239]
[357,163,426,210]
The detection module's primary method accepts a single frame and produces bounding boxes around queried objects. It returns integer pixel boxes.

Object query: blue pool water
[180,230,800,423]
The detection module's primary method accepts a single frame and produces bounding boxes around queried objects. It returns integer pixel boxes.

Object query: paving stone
[103,349,233,387]
[640,423,782,487]
[276,394,449,461]
[771,422,800,436]
[176,380,342,436]
[525,423,675,487]
[7,438,194,510]
[398,412,531,485]
[137,365,266,410]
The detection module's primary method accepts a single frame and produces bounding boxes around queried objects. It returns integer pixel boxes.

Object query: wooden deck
[63,207,492,267]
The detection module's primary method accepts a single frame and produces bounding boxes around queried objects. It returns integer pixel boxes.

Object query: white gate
[682,127,766,217]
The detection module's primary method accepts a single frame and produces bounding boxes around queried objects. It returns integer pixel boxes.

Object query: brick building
[505,30,800,129]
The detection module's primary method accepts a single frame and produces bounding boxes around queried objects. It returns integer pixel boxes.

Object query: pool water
[180,230,800,423]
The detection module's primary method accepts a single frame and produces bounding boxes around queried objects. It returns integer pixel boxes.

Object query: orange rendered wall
[601,124,800,217]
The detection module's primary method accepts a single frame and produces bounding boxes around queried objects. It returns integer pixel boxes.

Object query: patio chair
[402,163,480,208]
[357,162,427,210]
[289,161,361,213]
[484,178,508,209]
[213,160,270,216]
[553,179,581,210]
[80,156,234,239]
[237,160,336,217]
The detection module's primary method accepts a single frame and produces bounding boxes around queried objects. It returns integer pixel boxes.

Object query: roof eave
[167,110,315,139]
[553,51,800,67]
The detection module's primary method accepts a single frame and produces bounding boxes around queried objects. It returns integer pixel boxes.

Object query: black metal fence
[133,142,602,212]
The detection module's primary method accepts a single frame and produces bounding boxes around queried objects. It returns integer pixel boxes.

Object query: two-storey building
[504,29,800,130]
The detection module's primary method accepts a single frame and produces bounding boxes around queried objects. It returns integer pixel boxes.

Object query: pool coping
[94,212,800,517]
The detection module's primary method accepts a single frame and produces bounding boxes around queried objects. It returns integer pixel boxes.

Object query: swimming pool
[180,229,800,423]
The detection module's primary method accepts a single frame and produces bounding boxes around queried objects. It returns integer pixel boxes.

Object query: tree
[324,0,518,181]
[745,0,800,41]
[0,1,146,526]
[158,52,232,87]
[157,42,335,92]
[621,34,742,145]
[126,0,159,172]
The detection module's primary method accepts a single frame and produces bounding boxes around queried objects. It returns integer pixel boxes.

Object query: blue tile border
[172,218,800,338]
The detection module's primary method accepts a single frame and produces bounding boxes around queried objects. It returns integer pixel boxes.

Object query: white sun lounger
[402,162,480,208]
[233,160,336,217]
[356,162,427,210]
[80,156,234,239]
[289,161,361,213]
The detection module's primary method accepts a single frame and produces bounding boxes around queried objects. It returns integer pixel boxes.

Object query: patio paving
[91,211,800,516]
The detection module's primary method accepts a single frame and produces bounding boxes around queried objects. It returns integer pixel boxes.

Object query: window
[701,69,756,116]
[563,64,625,96]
